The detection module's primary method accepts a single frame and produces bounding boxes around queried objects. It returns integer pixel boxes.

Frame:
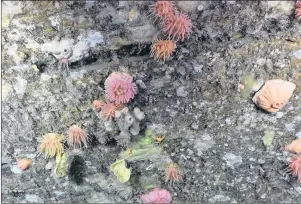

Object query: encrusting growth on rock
[285,138,301,154]
[252,79,296,113]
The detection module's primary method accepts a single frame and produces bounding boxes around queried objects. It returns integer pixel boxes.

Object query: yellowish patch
[110,159,131,183]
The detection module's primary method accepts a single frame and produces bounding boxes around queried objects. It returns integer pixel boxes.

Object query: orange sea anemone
[151,40,176,62]
[165,163,182,185]
[39,133,65,159]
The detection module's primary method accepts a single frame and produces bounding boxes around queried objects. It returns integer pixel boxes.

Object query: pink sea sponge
[104,72,136,104]
[288,155,301,182]
[296,1,301,20]
[67,125,89,149]
[140,188,172,203]
[162,12,192,42]
[150,0,175,20]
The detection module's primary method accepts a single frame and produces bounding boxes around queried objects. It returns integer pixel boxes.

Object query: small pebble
[276,112,284,118]
[191,122,199,130]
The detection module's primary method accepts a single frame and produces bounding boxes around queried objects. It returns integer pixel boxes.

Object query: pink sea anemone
[67,125,89,149]
[165,163,183,185]
[99,101,118,121]
[288,155,301,182]
[162,12,192,42]
[104,72,136,104]
[296,1,301,20]
[150,1,175,21]
[140,188,172,203]
[92,100,106,112]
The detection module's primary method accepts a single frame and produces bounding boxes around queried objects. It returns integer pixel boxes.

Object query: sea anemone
[140,188,172,203]
[296,1,301,20]
[150,1,175,21]
[165,162,182,184]
[162,12,192,42]
[92,100,106,112]
[100,101,118,121]
[39,133,65,159]
[151,40,176,62]
[67,125,89,149]
[288,155,301,182]
[104,72,136,104]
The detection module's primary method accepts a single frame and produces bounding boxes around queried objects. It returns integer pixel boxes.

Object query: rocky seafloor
[1,1,301,203]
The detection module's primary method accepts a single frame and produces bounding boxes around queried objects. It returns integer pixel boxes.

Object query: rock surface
[2,1,301,203]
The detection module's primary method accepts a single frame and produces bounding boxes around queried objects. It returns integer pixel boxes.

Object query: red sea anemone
[150,1,175,21]
[67,125,89,149]
[104,72,136,104]
[162,12,192,42]
[151,40,176,62]
[296,1,301,20]
[288,155,301,182]
[140,188,172,203]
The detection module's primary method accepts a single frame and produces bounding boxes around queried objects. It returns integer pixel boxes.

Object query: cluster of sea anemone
[149,0,192,63]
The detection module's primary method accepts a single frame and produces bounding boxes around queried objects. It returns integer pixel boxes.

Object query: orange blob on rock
[17,158,32,170]
[252,79,296,113]
[151,40,176,62]
[285,138,301,154]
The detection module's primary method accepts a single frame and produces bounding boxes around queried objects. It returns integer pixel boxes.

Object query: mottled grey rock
[285,123,295,132]
[176,86,188,97]
[222,153,243,169]
[25,194,44,203]
[194,134,215,156]
[292,50,301,59]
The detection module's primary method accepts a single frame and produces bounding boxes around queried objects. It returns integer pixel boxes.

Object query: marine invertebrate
[100,101,118,121]
[165,162,182,184]
[296,1,301,20]
[110,159,131,183]
[151,40,176,62]
[140,188,172,203]
[104,72,136,104]
[153,135,166,144]
[162,12,192,42]
[252,79,296,113]
[67,125,89,149]
[150,1,175,20]
[39,133,65,159]
[54,153,67,177]
[17,158,31,170]
[285,138,301,154]
[92,100,106,112]
[288,155,301,182]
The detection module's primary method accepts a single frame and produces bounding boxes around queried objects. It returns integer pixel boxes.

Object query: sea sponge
[151,40,176,62]
[17,158,31,170]
[162,12,192,42]
[67,125,89,149]
[39,133,65,159]
[140,188,172,203]
[285,138,301,154]
[104,72,136,104]
[296,1,301,20]
[252,79,296,113]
